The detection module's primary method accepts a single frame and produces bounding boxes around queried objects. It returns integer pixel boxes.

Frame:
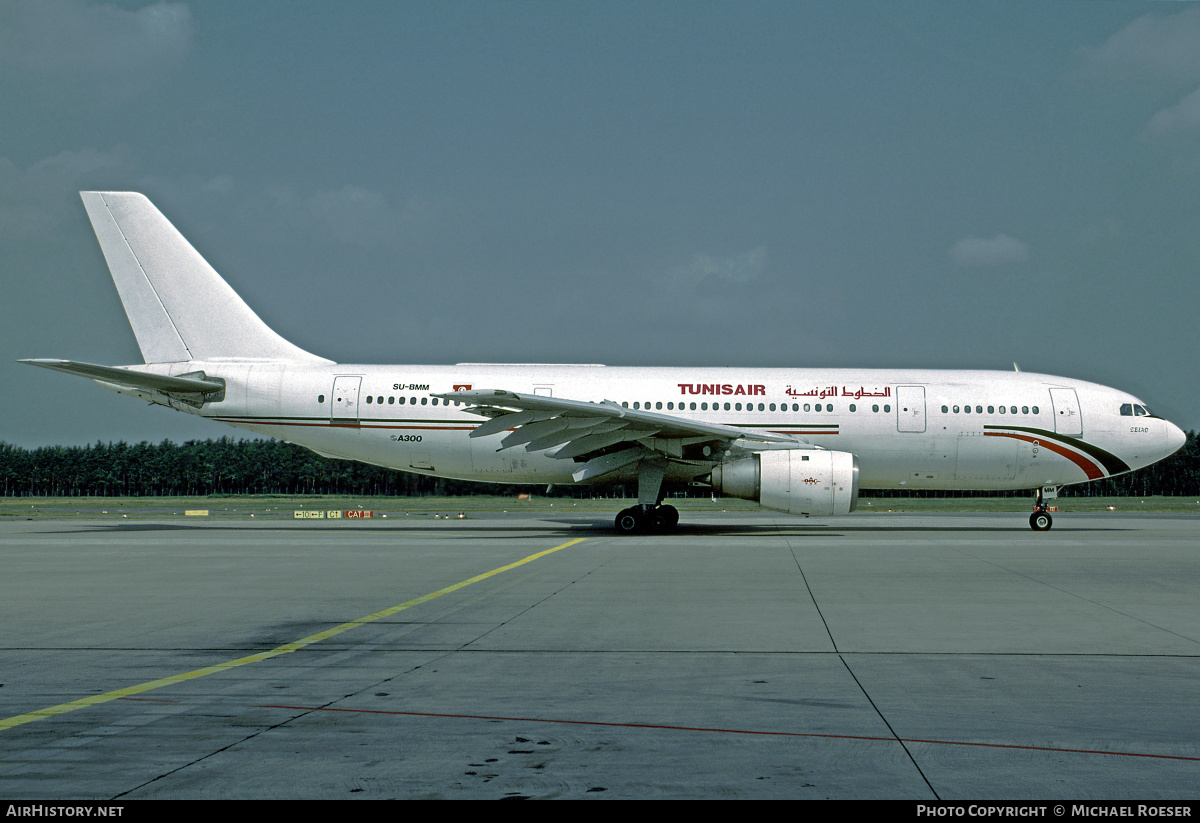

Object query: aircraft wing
[435,388,803,482]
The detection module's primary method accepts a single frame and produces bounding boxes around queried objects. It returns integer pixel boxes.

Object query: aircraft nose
[1165,421,1187,456]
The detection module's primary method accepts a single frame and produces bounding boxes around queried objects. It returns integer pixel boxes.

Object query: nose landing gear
[1029,486,1057,531]
[1029,509,1053,531]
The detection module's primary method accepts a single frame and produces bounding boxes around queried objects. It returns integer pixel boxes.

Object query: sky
[2,0,1199,447]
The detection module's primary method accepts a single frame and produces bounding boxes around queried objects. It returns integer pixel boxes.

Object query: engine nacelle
[710,450,859,516]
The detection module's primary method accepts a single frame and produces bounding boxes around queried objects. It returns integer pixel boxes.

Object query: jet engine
[710,449,859,516]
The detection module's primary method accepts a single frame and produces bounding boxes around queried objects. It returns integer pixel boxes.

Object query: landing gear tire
[615,507,642,534]
[1029,511,1053,531]
[614,504,679,535]
[660,505,679,529]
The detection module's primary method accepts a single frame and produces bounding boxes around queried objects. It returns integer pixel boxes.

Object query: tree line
[0,432,1196,498]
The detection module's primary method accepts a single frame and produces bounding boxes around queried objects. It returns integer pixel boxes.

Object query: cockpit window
[1121,403,1153,417]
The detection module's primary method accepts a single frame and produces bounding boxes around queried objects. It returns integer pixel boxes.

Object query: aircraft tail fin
[79,191,331,364]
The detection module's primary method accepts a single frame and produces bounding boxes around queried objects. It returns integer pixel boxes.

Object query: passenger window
[318,395,325,403]
[388,396,395,404]
[987,405,994,414]
[975,406,982,414]
[769,403,776,412]
[964,405,971,414]
[849,404,856,412]
[421,397,427,405]
[883,405,890,412]
[1010,406,1017,414]
[1032,406,1038,414]
[656,402,663,410]
[804,404,811,412]
[690,402,697,410]
[366,396,373,404]
[826,404,833,412]
[953,405,960,413]
[735,403,742,411]
[701,402,708,410]
[723,402,731,411]
[1021,406,1028,414]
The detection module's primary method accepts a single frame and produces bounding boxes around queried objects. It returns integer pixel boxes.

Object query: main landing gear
[614,459,679,534]
[1029,486,1057,531]
[615,504,680,534]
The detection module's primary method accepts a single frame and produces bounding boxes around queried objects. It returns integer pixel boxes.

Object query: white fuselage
[130,362,1184,492]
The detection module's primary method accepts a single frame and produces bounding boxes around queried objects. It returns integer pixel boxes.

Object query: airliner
[22,192,1187,532]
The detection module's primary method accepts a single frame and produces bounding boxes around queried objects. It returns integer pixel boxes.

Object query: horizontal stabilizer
[20,359,224,395]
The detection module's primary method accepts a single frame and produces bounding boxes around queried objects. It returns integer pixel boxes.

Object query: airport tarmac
[0,510,1198,800]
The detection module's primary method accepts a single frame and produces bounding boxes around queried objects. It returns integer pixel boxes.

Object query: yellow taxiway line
[0,537,588,732]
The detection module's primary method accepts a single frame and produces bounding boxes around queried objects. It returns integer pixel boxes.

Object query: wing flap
[547,428,648,459]
[572,449,648,483]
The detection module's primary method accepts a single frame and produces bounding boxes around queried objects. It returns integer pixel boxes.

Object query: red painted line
[985,431,1104,480]
[258,704,1200,762]
[212,418,477,431]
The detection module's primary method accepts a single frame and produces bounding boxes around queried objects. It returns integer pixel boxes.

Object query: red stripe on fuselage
[984,431,1104,480]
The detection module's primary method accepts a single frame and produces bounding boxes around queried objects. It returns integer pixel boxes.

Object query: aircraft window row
[311,394,913,415]
[1120,403,1152,417]
[620,400,842,412]
[940,404,1039,415]
[317,395,465,407]
[608,401,900,413]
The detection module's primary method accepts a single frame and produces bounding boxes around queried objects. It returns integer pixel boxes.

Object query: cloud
[0,1,192,98]
[200,175,235,195]
[948,235,1030,268]
[0,148,129,243]
[270,186,443,249]
[1075,6,1200,84]
[1074,6,1200,145]
[1143,85,1200,137]
[665,246,768,289]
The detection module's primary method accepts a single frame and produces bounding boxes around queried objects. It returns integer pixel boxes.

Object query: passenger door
[1049,388,1082,436]
[895,385,926,433]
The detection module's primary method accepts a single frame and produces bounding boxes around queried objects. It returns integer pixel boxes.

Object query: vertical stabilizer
[80,191,330,364]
